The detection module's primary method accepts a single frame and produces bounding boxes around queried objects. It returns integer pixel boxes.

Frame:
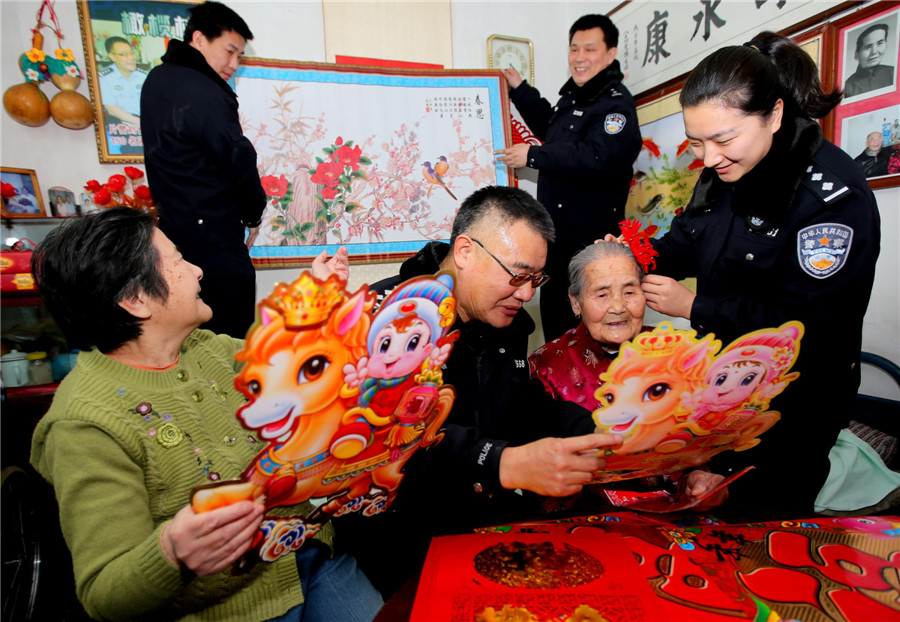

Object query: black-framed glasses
[471,238,550,288]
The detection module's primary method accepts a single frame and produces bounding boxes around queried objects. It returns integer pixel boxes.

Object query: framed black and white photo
[832,2,900,189]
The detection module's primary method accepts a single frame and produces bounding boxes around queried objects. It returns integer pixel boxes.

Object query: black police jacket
[332,241,590,596]
[510,60,641,235]
[651,117,881,519]
[141,39,265,250]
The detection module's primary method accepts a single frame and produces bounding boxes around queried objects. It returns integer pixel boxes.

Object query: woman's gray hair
[567,242,644,298]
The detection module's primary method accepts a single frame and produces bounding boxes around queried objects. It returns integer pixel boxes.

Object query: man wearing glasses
[99,37,145,128]
[334,185,622,598]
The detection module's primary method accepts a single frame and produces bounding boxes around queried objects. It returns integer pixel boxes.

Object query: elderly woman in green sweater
[30,207,381,621]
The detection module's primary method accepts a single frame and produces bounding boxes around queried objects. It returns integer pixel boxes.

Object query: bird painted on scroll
[422,158,457,200]
[434,155,449,177]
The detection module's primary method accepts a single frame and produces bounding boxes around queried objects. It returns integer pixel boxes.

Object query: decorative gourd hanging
[3,0,94,129]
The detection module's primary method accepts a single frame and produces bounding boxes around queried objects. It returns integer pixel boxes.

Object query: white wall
[2,0,897,398]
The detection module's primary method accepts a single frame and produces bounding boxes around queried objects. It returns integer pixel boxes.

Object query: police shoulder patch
[801,161,849,205]
[605,113,626,134]
[797,222,853,279]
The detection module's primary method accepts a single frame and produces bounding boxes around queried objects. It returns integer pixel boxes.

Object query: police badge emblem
[605,113,626,134]
[797,223,853,279]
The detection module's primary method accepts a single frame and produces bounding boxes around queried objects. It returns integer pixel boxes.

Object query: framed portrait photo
[1,168,47,218]
[47,187,80,218]
[831,2,900,189]
[76,0,199,163]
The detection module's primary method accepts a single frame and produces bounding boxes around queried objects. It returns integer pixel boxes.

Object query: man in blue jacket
[495,14,641,342]
[141,1,265,338]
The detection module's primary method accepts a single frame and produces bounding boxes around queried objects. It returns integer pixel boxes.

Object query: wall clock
[487,34,534,85]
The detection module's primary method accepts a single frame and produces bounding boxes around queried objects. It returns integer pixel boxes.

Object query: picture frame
[1,167,47,218]
[625,80,698,242]
[76,0,199,163]
[47,187,80,218]
[830,2,900,189]
[487,35,534,86]
[235,59,513,267]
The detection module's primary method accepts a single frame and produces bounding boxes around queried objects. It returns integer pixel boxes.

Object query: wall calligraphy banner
[236,60,512,267]
[610,0,852,98]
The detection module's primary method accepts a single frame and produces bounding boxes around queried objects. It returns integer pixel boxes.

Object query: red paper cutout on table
[472,513,900,621]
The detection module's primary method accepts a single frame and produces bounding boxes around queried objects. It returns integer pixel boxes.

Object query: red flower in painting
[106,174,127,193]
[93,189,113,206]
[84,179,103,192]
[134,185,152,200]
[1,182,16,199]
[321,186,339,200]
[261,174,290,198]
[335,144,363,171]
[124,166,144,180]
[310,160,343,188]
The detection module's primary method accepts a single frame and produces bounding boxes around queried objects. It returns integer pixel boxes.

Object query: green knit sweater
[30,330,334,621]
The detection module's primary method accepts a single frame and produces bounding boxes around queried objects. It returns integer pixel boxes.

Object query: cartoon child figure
[685,321,804,429]
[331,273,457,460]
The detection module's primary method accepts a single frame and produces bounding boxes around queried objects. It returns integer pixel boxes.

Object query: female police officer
[640,32,881,520]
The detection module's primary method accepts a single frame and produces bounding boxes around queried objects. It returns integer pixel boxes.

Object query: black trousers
[181,245,256,339]
[539,236,592,342]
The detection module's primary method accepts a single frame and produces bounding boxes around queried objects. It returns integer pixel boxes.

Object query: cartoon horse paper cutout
[191,272,457,561]
[591,321,803,483]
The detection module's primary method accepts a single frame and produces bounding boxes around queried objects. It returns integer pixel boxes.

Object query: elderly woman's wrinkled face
[570,255,645,346]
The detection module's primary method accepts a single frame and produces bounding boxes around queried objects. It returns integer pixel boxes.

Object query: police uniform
[333,241,590,598]
[99,65,146,118]
[509,61,641,341]
[652,116,881,520]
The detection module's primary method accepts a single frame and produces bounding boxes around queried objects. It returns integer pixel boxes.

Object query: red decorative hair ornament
[619,219,659,273]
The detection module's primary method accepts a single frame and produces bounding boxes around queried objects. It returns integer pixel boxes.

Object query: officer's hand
[642,274,695,320]
[683,469,728,511]
[493,143,529,169]
[500,68,524,89]
[245,227,260,250]
[311,246,349,281]
[498,433,623,497]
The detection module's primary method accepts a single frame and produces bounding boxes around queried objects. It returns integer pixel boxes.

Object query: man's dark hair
[104,36,132,55]
[856,23,889,54]
[450,186,555,245]
[184,1,253,43]
[31,208,168,353]
[569,14,618,47]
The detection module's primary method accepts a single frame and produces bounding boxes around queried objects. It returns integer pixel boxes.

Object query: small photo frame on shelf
[47,187,80,218]
[831,3,900,189]
[1,167,47,218]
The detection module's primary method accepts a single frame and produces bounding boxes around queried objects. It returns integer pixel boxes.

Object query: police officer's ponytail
[680,31,842,120]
